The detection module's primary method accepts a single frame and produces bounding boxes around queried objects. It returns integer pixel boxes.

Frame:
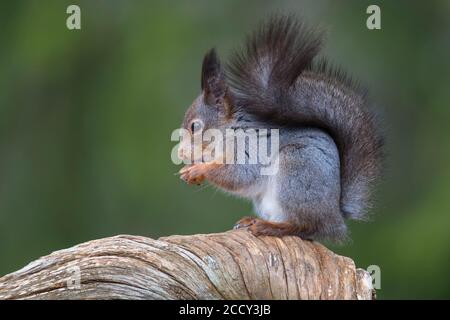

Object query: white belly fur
[257,177,285,222]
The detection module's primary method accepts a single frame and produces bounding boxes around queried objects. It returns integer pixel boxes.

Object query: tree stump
[0,230,374,300]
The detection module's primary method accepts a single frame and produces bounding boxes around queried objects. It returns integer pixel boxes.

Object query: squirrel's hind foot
[233,216,259,230]
[248,220,307,238]
[233,217,311,240]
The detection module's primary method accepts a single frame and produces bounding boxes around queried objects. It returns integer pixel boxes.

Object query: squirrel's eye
[190,120,203,134]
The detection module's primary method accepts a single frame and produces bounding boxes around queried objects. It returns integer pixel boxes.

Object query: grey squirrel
[178,15,384,242]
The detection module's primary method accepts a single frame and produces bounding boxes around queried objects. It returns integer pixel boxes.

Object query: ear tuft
[201,48,221,91]
[201,48,227,108]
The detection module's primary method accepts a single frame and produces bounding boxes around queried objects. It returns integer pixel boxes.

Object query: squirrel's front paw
[179,162,221,185]
[179,164,207,185]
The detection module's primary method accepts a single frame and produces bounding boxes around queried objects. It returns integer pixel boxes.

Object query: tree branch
[0,230,374,300]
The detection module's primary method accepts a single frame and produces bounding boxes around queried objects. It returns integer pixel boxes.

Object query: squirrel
[178,15,384,242]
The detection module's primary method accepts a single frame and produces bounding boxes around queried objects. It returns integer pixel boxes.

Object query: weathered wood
[0,230,374,300]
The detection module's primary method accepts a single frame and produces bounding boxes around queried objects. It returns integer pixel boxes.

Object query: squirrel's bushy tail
[226,15,384,219]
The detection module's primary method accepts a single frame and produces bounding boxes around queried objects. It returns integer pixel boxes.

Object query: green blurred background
[0,0,449,299]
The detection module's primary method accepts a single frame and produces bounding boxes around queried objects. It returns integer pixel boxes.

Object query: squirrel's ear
[201,48,230,112]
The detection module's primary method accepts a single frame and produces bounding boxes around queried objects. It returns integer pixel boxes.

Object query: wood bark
[0,230,374,300]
